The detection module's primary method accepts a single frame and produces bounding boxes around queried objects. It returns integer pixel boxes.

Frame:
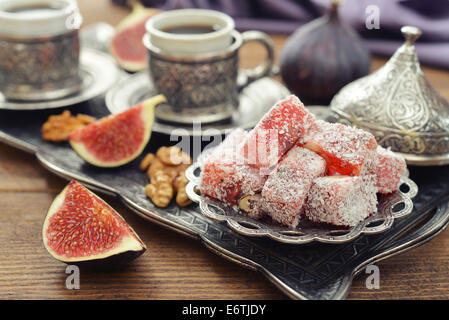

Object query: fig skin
[68,249,146,269]
[280,2,371,105]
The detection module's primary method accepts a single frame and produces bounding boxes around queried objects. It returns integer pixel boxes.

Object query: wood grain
[0,0,448,300]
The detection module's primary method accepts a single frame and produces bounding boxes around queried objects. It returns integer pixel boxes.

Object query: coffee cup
[143,9,274,124]
[0,0,83,101]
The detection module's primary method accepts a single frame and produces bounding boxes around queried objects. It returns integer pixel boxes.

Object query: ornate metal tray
[185,157,418,244]
[1,80,449,299]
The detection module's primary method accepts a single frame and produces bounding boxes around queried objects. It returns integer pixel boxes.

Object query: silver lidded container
[0,0,83,101]
[330,26,449,166]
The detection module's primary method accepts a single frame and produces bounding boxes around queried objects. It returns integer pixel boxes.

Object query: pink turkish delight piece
[301,120,378,176]
[199,128,247,164]
[262,146,326,228]
[304,175,378,227]
[241,95,316,169]
[375,146,406,194]
[219,128,248,152]
[201,128,267,208]
[201,156,241,206]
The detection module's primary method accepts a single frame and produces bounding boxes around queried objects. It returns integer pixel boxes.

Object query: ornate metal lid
[330,26,449,165]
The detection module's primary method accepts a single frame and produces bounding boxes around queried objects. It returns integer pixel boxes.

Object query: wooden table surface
[1,0,448,300]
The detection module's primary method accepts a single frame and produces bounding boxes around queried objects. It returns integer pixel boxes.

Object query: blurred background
[107,0,449,69]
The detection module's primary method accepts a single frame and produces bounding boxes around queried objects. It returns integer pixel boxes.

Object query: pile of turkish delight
[200,95,406,228]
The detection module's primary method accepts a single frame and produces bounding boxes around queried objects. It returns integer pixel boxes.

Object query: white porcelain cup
[0,0,80,38]
[145,9,235,55]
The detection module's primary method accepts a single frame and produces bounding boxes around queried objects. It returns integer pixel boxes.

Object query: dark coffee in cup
[5,3,64,16]
[162,24,221,35]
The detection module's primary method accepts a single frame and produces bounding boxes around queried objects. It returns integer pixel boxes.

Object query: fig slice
[69,94,166,167]
[42,180,146,266]
[109,2,161,72]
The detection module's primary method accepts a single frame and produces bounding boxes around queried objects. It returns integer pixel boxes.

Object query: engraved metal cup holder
[186,161,418,244]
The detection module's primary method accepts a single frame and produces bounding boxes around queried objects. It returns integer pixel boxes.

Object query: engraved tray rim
[185,160,418,245]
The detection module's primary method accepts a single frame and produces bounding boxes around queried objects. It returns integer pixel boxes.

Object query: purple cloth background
[122,0,449,69]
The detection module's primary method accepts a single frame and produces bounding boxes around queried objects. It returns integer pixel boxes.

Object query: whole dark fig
[280,0,371,105]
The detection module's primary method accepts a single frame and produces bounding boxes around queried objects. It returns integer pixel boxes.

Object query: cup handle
[238,31,275,90]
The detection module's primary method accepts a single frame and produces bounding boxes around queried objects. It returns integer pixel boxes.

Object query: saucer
[0,48,123,110]
[105,71,290,136]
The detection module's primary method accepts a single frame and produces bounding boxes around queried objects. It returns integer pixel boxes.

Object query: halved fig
[42,180,146,266]
[69,94,166,167]
[109,2,161,72]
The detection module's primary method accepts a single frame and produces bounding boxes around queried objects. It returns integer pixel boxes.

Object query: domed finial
[401,26,422,46]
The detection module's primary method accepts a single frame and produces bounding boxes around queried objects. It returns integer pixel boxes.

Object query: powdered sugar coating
[199,110,408,229]
[262,147,326,228]
[241,95,316,169]
[201,128,267,208]
[240,167,267,195]
[201,159,240,206]
[304,175,378,227]
[199,128,247,165]
[220,128,248,152]
[302,120,377,176]
[376,146,406,194]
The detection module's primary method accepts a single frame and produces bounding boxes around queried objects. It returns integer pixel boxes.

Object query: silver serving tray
[2,125,448,299]
[186,160,418,244]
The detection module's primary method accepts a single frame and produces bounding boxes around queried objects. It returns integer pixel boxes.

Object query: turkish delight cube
[241,95,316,169]
[304,175,378,226]
[201,156,241,206]
[201,160,266,207]
[262,147,326,228]
[302,120,378,176]
[199,128,247,164]
[201,128,267,207]
[375,146,406,194]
